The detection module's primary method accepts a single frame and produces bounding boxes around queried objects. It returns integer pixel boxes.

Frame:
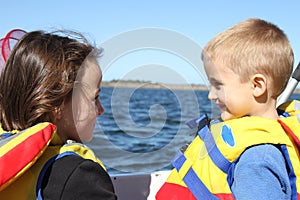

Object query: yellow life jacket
[0,122,105,199]
[156,100,300,200]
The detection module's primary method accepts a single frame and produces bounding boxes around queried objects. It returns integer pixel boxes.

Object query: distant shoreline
[101,81,209,91]
[101,80,300,94]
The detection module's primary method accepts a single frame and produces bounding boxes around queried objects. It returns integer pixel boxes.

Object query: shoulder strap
[277,100,300,150]
[278,119,300,148]
[60,141,105,169]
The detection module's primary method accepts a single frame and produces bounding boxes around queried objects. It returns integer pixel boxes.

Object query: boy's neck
[251,99,278,120]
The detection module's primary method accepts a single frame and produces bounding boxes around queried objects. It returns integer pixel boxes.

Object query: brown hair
[0,30,101,131]
[202,18,294,97]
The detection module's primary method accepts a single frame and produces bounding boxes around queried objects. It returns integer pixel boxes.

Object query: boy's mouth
[216,102,226,111]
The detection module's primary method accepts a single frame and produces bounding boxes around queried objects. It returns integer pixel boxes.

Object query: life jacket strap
[173,150,220,200]
[278,119,300,149]
[198,125,232,173]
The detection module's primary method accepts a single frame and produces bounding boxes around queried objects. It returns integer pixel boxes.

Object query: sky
[1,0,300,86]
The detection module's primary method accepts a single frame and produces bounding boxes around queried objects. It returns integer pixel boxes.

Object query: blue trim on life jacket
[277,109,291,118]
[280,145,298,200]
[172,150,219,200]
[226,156,236,189]
[277,108,297,200]
[185,114,209,130]
[36,151,79,200]
[0,132,13,140]
[198,125,232,173]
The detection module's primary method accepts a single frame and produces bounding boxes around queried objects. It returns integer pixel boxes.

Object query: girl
[0,30,117,199]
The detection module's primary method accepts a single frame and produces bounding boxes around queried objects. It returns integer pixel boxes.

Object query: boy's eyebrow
[208,77,220,83]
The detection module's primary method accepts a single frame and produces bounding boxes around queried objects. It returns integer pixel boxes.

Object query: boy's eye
[210,80,223,89]
[212,84,222,91]
[214,82,222,87]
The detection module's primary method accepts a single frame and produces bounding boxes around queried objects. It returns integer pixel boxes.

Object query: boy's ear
[250,74,267,97]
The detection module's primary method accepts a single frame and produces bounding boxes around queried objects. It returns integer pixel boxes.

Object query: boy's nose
[208,87,217,100]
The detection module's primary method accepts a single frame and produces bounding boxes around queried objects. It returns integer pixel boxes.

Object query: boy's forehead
[204,58,238,81]
[204,58,221,73]
[204,57,233,72]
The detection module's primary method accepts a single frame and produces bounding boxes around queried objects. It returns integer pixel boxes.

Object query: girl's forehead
[80,59,102,86]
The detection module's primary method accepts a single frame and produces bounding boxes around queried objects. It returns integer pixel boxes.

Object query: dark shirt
[41,155,117,200]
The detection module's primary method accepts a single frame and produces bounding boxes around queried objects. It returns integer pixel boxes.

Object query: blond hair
[202,18,294,97]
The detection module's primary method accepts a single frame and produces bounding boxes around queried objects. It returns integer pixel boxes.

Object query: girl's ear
[52,107,62,121]
[250,74,267,97]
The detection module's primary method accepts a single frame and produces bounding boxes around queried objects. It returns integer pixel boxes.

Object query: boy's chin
[220,112,237,121]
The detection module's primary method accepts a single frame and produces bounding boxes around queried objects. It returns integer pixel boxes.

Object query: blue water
[88,87,300,175]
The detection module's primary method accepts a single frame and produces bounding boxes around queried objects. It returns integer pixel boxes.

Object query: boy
[156,18,300,199]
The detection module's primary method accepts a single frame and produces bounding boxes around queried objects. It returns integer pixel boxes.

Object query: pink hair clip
[0,29,27,73]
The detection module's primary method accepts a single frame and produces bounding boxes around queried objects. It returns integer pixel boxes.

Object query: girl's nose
[96,100,105,115]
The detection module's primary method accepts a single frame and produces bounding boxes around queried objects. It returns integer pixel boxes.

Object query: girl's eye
[93,95,99,104]
[94,89,100,101]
